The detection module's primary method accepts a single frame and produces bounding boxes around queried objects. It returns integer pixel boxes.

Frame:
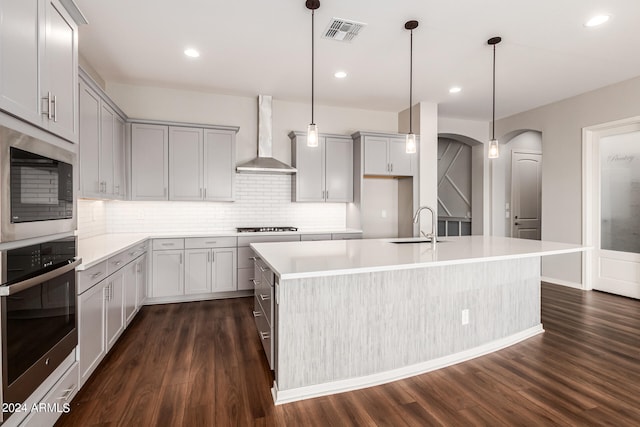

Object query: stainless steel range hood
[236,95,297,174]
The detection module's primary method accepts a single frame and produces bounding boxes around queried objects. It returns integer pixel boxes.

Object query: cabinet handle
[258,265,267,272]
[390,163,393,172]
[259,331,270,340]
[205,241,217,245]
[52,95,58,122]
[200,188,203,198]
[90,271,104,279]
[259,294,270,301]
[161,243,174,246]
[179,254,183,264]
[252,310,262,317]
[113,261,122,266]
[251,279,260,286]
[326,190,329,200]
[57,385,76,401]
[204,188,207,198]
[42,92,52,120]
[211,252,215,262]
[249,256,257,261]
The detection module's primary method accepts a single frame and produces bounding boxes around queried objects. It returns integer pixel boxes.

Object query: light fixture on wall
[306,0,320,147]
[487,36,502,159]
[405,20,418,154]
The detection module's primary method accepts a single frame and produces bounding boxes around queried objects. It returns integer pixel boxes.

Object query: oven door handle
[0,258,82,296]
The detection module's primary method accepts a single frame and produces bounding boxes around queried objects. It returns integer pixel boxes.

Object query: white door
[592,123,640,299]
[511,152,542,240]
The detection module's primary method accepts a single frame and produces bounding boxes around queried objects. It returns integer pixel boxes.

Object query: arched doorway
[437,133,484,235]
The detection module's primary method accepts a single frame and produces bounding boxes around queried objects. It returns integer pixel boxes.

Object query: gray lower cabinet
[290,132,353,202]
[0,0,79,143]
[151,248,184,297]
[253,258,274,369]
[354,132,416,177]
[78,247,147,388]
[131,123,169,200]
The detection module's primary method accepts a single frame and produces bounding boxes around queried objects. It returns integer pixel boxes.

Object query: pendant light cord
[409,29,413,134]
[311,9,315,125]
[492,43,496,140]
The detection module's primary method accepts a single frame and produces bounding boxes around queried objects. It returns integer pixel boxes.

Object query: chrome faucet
[412,206,437,249]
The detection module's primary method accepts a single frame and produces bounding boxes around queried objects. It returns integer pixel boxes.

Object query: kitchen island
[250,236,587,404]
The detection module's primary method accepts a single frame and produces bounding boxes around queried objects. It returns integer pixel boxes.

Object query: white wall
[496,74,640,286]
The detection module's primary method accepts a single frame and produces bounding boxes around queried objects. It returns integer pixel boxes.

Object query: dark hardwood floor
[56,283,640,426]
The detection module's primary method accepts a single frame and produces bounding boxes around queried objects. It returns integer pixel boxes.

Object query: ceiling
[75,0,640,121]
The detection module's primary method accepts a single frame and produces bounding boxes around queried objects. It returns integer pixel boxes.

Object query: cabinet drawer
[152,238,184,250]
[124,242,148,262]
[301,233,332,241]
[107,251,129,274]
[238,246,256,269]
[78,261,108,294]
[20,363,79,427]
[237,267,254,291]
[238,234,300,247]
[253,297,273,369]
[185,236,237,249]
[332,232,363,240]
[255,280,273,326]
[254,259,273,286]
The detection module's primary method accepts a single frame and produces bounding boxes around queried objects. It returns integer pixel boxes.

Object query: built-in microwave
[0,125,76,243]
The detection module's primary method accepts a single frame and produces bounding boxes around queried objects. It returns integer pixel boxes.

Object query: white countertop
[77,229,362,270]
[251,235,589,280]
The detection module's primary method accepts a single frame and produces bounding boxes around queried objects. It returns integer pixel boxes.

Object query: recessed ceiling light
[184,48,200,58]
[449,86,462,94]
[334,71,347,79]
[585,15,610,27]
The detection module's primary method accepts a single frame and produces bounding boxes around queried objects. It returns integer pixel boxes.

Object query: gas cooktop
[236,226,298,233]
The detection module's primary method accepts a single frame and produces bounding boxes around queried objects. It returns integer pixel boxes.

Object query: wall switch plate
[505,211,510,219]
[461,309,469,325]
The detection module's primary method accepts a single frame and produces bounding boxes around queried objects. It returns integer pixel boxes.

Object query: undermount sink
[388,238,444,244]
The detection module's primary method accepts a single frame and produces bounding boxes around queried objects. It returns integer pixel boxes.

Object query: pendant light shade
[306,0,320,147]
[488,36,501,159]
[405,20,418,154]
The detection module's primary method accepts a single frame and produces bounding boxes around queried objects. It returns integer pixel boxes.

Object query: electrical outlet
[381,210,387,218]
[461,309,469,325]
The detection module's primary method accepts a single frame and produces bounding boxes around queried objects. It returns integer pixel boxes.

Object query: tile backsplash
[78,174,346,238]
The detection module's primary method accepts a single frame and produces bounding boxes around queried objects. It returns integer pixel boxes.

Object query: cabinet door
[151,250,184,297]
[123,261,137,326]
[212,247,237,292]
[169,126,203,200]
[325,137,353,202]
[293,136,325,201]
[185,249,211,294]
[79,80,101,197]
[100,103,115,195]
[0,0,41,124]
[113,115,126,198]
[78,280,106,387]
[388,137,414,176]
[136,253,148,310]
[204,129,235,201]
[105,272,124,352]
[41,0,78,142]
[363,137,389,175]
[131,123,169,200]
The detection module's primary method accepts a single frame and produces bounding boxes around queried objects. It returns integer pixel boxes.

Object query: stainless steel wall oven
[0,236,79,417]
[1,125,76,243]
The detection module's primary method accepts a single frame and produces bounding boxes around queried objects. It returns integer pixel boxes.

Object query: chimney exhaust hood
[236,95,297,174]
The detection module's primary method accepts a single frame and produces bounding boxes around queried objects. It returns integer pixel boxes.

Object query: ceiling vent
[322,18,366,42]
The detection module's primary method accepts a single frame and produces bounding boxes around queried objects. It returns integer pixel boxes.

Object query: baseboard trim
[272,324,544,405]
[541,276,584,290]
[143,290,252,305]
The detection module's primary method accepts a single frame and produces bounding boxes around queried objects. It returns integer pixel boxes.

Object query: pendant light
[487,36,502,159]
[306,0,320,147]
[405,20,418,154]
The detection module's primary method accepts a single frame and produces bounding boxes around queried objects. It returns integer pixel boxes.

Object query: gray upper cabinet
[0,0,79,143]
[358,133,416,177]
[131,123,169,200]
[169,126,203,200]
[168,126,236,201]
[132,122,236,201]
[204,129,235,201]
[290,132,353,203]
[78,76,126,199]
